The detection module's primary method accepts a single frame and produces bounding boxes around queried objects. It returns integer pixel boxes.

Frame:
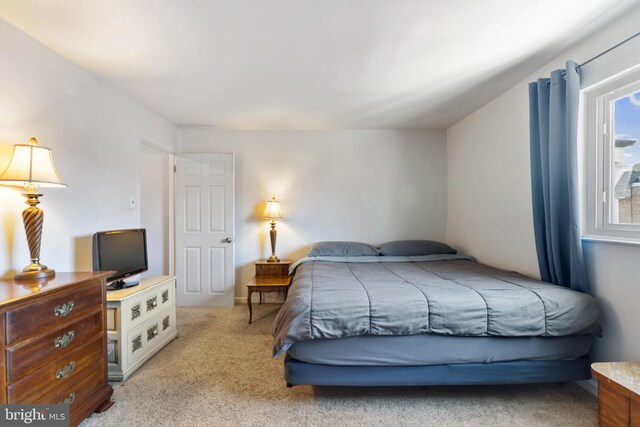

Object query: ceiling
[0,0,637,129]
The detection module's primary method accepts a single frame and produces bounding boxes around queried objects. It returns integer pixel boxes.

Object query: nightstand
[247,259,291,323]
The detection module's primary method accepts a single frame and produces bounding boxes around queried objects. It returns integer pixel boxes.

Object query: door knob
[224,237,234,243]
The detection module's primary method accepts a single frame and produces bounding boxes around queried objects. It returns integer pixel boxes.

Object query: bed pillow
[379,240,456,256]
[307,241,380,257]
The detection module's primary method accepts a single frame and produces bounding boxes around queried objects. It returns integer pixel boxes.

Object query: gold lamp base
[15,268,55,281]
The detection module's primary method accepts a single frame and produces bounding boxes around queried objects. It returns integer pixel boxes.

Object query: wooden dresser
[0,272,113,426]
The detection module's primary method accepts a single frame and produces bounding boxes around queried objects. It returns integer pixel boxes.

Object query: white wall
[446,6,640,362]
[179,128,447,298]
[0,19,178,278]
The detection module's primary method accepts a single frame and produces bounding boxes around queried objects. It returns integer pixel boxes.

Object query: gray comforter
[272,256,602,356]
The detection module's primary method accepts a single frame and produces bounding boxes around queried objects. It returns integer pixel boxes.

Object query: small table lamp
[0,137,66,280]
[262,196,284,262]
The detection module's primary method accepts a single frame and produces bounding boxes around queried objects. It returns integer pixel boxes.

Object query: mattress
[272,255,602,356]
[287,334,592,366]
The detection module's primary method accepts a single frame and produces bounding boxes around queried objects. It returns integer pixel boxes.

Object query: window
[583,68,640,242]
[608,88,640,225]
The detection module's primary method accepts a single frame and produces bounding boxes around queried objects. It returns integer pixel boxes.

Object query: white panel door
[175,153,234,306]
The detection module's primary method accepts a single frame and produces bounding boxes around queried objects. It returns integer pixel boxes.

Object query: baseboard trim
[576,378,598,396]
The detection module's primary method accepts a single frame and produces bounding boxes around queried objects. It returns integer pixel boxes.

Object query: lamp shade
[262,196,284,220]
[0,138,66,188]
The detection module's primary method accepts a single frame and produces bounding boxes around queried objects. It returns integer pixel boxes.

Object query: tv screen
[92,229,148,283]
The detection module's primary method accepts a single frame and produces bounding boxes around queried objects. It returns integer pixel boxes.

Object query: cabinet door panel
[631,399,640,427]
[599,383,630,427]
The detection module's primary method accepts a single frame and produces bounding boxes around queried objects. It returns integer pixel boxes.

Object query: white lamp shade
[0,143,66,188]
[263,197,284,219]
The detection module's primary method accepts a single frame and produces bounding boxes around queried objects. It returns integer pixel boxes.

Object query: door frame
[140,136,176,276]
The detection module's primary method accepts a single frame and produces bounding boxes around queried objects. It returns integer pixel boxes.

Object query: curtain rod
[576,31,640,70]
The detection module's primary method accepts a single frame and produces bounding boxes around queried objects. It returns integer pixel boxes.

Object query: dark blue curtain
[528,60,587,292]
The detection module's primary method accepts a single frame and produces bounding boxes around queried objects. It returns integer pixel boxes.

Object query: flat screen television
[92,228,148,289]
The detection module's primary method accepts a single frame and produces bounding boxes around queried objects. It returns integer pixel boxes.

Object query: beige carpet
[82,304,597,427]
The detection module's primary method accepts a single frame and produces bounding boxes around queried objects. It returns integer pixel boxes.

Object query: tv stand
[106,276,177,381]
[108,279,139,291]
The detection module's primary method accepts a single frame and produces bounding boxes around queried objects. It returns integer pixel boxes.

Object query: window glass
[611,91,640,224]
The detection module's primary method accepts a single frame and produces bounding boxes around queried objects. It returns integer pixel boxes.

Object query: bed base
[284,355,592,387]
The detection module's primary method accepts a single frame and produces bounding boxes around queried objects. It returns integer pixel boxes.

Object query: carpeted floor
[82,304,598,427]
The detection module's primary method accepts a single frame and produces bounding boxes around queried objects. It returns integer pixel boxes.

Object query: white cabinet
[106,276,178,381]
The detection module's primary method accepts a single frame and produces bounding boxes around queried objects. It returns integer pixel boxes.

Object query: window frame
[583,67,640,243]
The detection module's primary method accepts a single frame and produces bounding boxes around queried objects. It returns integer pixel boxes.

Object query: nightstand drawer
[256,263,289,277]
[6,281,103,345]
[8,335,104,403]
[6,310,103,382]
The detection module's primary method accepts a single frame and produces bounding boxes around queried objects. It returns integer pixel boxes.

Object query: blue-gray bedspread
[272,256,602,356]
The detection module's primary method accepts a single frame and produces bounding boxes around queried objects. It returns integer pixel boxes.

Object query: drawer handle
[146,296,158,311]
[56,361,76,379]
[131,304,141,320]
[54,301,74,317]
[132,335,142,353]
[147,325,158,341]
[54,331,75,348]
[61,392,76,405]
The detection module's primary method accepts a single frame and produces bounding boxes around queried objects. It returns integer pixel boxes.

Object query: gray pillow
[308,241,380,257]
[379,240,456,256]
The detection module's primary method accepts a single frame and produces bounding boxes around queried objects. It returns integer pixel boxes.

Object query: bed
[272,250,602,387]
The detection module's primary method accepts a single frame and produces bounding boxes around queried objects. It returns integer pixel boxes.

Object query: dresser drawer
[127,307,176,367]
[125,280,174,330]
[8,335,104,403]
[6,282,103,345]
[36,365,104,408]
[6,310,103,382]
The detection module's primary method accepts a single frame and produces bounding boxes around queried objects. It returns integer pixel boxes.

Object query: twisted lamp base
[15,192,55,281]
